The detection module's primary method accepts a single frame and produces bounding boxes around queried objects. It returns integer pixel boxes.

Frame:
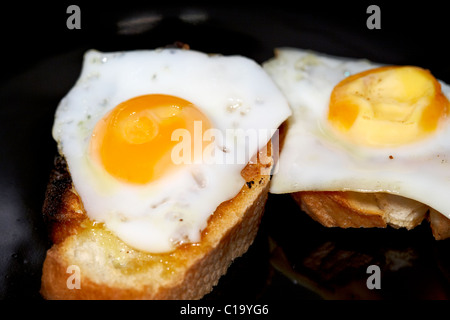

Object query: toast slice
[40,142,273,300]
[293,191,450,240]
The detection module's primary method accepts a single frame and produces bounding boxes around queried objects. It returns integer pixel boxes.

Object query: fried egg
[52,48,291,253]
[263,48,450,220]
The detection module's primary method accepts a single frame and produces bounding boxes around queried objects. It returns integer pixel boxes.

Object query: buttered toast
[40,143,273,300]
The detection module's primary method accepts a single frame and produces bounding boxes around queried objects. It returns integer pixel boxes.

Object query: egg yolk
[90,94,211,184]
[327,66,450,147]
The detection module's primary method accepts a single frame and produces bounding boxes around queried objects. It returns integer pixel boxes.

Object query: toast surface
[293,191,450,239]
[41,143,273,300]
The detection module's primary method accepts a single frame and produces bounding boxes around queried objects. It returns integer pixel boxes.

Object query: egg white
[264,48,450,220]
[53,48,291,252]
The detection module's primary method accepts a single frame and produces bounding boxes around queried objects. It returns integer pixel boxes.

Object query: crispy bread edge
[41,143,273,299]
[293,191,450,239]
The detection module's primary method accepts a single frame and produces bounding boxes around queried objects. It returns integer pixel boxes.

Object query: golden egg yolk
[327,66,450,147]
[90,94,211,184]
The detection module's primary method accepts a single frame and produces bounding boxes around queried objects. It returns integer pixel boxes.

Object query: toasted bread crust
[41,144,273,300]
[293,191,450,239]
[293,191,386,229]
[429,209,450,240]
[42,156,87,244]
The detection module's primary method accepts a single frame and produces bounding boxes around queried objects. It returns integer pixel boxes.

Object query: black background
[0,0,449,302]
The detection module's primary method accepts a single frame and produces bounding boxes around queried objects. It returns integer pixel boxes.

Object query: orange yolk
[327,66,450,147]
[90,94,211,184]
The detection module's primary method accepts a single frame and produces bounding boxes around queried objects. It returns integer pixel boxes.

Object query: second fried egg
[264,48,450,220]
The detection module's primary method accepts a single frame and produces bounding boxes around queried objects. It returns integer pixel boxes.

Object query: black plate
[1,2,449,300]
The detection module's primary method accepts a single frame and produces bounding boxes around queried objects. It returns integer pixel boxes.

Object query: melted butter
[78,220,205,278]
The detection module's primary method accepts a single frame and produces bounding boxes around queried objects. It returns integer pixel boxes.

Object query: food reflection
[265,194,450,300]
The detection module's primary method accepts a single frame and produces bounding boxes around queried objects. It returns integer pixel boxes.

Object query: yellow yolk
[328,66,450,147]
[90,94,211,184]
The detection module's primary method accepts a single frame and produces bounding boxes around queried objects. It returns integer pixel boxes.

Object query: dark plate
[1,2,449,300]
